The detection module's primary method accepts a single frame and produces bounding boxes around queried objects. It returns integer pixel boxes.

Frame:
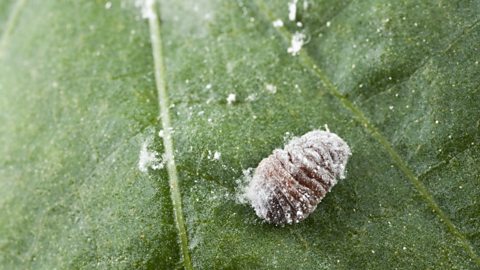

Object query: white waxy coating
[287,32,306,56]
[245,130,351,225]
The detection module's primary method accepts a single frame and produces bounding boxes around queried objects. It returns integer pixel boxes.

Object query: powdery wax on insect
[244,130,351,225]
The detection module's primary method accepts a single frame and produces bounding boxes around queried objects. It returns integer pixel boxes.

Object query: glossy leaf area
[0,0,479,269]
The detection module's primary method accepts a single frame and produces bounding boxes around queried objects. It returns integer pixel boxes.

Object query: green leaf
[1,0,479,269]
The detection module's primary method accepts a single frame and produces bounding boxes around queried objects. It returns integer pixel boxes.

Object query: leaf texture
[1,0,479,269]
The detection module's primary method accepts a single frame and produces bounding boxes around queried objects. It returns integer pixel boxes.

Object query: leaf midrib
[252,0,480,265]
[146,1,193,269]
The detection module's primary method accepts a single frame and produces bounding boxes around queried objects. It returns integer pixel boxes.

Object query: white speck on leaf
[283,131,294,143]
[288,0,298,21]
[326,21,331,27]
[324,124,330,132]
[235,168,255,204]
[138,134,164,173]
[272,19,284,28]
[287,32,306,56]
[204,13,212,21]
[105,1,112,9]
[205,83,212,89]
[303,0,309,10]
[135,0,156,19]
[213,151,221,160]
[227,93,236,105]
[266,84,277,94]
[245,94,257,102]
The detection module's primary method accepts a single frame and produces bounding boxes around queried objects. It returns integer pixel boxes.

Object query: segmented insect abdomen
[245,130,351,225]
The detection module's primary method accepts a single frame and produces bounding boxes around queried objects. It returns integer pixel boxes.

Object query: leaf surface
[1,0,479,269]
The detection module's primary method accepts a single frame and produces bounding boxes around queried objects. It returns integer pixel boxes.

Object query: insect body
[245,130,351,225]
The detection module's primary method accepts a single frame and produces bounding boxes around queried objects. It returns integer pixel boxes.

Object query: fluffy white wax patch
[244,177,272,220]
[135,0,156,19]
[236,168,272,220]
[241,161,278,221]
[288,0,298,21]
[287,32,306,56]
[138,134,164,173]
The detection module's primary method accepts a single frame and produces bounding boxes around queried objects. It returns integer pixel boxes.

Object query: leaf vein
[146,1,192,269]
[361,18,480,104]
[417,141,480,180]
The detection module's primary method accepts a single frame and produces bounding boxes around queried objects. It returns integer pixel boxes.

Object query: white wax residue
[287,32,306,56]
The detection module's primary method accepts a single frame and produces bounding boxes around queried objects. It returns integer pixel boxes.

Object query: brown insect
[244,130,351,225]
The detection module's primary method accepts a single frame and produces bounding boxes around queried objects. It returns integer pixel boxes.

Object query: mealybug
[245,130,351,225]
